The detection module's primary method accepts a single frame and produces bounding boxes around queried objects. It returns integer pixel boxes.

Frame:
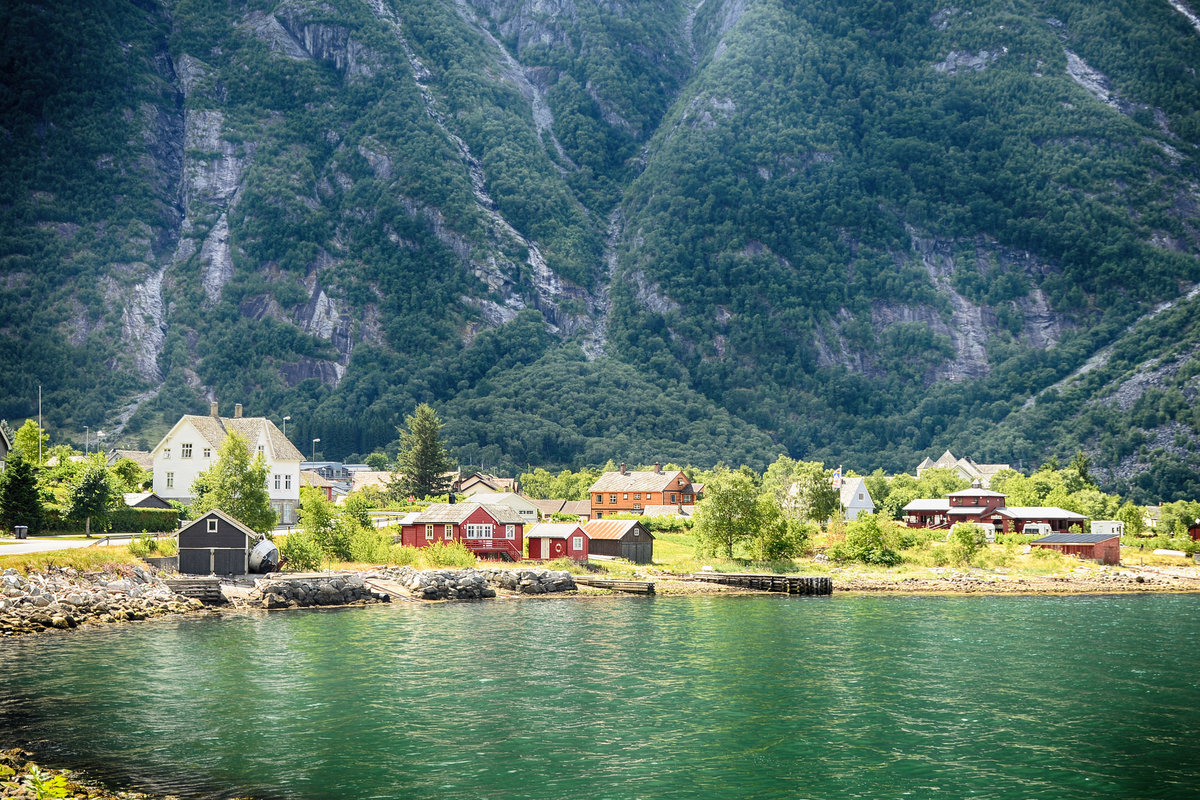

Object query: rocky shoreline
[827,564,1200,594]
[1,565,208,638]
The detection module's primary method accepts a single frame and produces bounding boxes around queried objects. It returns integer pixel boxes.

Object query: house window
[634,493,641,500]
[166,472,174,489]
[858,493,864,501]
[445,524,453,539]
[684,494,692,502]
[285,475,291,490]
[633,503,642,510]
[181,444,192,458]
[465,524,493,538]
[595,494,602,504]
[207,518,218,533]
[257,445,264,455]
[678,477,684,486]
[609,494,617,504]
[203,447,211,459]
[670,493,677,503]
[623,493,629,500]
[274,475,281,490]
[506,524,515,539]
[163,448,171,460]
[572,536,583,550]
[425,524,434,540]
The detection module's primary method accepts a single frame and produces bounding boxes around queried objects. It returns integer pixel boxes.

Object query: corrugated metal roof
[1008,506,1087,520]
[526,523,585,540]
[903,499,950,512]
[584,519,653,540]
[1032,532,1118,544]
[412,502,524,525]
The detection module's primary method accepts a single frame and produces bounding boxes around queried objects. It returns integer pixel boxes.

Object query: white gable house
[840,476,875,522]
[151,403,304,525]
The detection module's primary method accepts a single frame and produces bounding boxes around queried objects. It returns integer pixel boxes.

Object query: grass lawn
[0,546,142,575]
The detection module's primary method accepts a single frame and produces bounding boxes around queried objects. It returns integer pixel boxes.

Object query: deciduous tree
[191,432,276,534]
[69,459,115,537]
[692,466,761,558]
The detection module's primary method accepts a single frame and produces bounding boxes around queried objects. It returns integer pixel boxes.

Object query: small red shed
[400,502,524,561]
[526,523,589,561]
[1030,532,1121,566]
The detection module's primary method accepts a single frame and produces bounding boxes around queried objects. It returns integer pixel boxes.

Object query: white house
[151,403,303,524]
[840,476,875,521]
[468,492,541,523]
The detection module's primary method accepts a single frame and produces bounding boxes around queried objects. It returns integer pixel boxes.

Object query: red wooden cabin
[400,502,524,561]
[526,523,589,561]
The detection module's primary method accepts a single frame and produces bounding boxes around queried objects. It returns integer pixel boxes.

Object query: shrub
[107,506,180,533]
[126,533,177,558]
[278,531,324,571]
[829,514,901,566]
[423,540,477,568]
[947,523,988,565]
[348,526,394,563]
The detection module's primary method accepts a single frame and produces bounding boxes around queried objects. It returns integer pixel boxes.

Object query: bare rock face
[119,267,168,382]
[200,213,234,303]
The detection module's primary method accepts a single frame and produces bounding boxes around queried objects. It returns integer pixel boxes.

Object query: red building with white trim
[526,523,589,561]
[902,488,1086,534]
[400,502,525,561]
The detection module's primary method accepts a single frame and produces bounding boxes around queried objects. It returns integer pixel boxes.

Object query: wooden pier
[572,576,656,594]
[164,576,224,604]
[363,577,419,602]
[682,572,832,595]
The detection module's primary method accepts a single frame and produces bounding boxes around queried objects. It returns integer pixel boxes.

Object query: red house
[400,502,524,561]
[526,523,589,561]
[902,488,1086,534]
[1030,532,1121,565]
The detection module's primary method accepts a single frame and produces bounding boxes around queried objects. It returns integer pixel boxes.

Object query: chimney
[234,404,243,419]
[210,401,219,417]
[620,462,626,475]
[654,462,661,474]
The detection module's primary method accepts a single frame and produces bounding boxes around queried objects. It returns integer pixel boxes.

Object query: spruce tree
[394,404,456,500]
[0,451,43,534]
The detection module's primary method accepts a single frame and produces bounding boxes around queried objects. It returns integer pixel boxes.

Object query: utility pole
[37,385,42,464]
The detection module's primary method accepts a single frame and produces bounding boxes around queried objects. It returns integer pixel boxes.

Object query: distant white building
[915,450,1010,488]
[839,476,875,521]
[151,403,303,524]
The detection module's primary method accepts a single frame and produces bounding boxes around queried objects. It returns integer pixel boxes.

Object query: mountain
[2,0,1200,501]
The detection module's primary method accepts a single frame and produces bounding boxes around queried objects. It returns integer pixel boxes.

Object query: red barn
[526,523,589,561]
[401,502,524,561]
[1030,532,1121,566]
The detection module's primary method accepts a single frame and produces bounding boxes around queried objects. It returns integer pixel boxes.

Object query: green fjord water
[2,594,1199,800]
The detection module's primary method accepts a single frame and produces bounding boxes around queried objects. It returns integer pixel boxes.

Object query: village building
[400,502,524,561]
[301,470,337,501]
[151,403,303,524]
[525,522,589,561]
[123,491,172,509]
[0,426,9,471]
[583,519,654,563]
[107,449,154,471]
[454,472,519,497]
[915,450,1010,488]
[641,504,694,520]
[589,463,702,519]
[1030,532,1121,565]
[177,509,261,575]
[469,492,540,523]
[902,487,1086,534]
[839,476,875,521]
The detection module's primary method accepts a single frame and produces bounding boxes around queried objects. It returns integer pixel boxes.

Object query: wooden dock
[572,576,656,594]
[681,572,832,595]
[363,578,418,602]
[164,576,224,604]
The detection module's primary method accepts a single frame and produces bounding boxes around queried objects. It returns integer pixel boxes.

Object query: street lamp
[312,438,320,463]
[282,415,291,440]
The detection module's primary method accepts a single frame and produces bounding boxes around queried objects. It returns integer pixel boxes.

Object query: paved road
[0,537,107,555]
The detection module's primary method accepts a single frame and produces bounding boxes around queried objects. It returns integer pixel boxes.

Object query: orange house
[588,463,703,519]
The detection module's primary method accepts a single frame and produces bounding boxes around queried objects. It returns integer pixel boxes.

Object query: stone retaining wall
[377,566,575,599]
[1,566,206,637]
[246,573,388,609]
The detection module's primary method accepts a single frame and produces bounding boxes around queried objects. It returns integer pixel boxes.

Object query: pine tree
[191,431,276,534]
[393,404,456,500]
[69,460,115,537]
[0,451,43,534]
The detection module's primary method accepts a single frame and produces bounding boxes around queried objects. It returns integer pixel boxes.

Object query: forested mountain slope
[2,0,1199,500]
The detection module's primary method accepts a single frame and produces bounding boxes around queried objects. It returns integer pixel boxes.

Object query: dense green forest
[2,0,1200,501]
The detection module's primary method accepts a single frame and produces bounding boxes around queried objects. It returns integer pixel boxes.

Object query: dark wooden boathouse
[583,519,654,563]
[178,509,258,575]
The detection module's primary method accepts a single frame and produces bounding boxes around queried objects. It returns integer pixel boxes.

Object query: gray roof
[642,504,693,518]
[526,523,585,540]
[946,488,1006,498]
[1032,532,1118,544]
[412,502,524,525]
[157,414,303,462]
[1007,506,1087,520]
[590,469,697,494]
[903,499,950,512]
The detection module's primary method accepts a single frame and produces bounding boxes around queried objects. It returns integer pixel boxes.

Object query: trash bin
[14,526,28,539]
